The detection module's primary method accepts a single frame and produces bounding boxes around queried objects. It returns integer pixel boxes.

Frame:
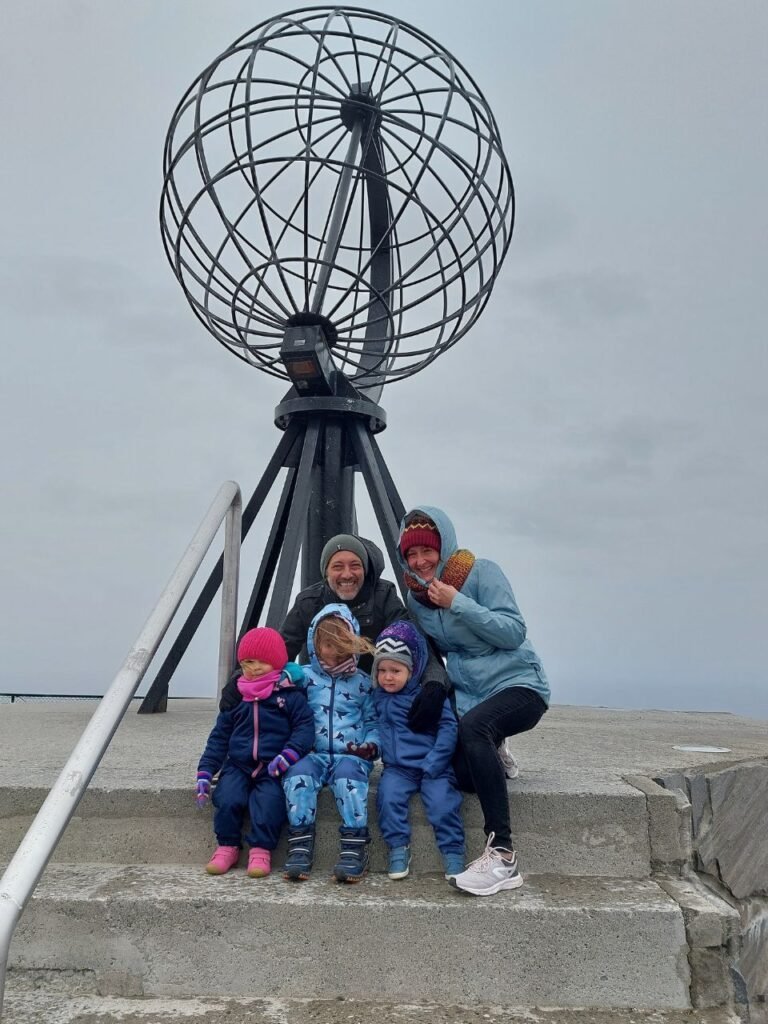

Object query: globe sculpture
[160,5,514,395]
[142,6,514,710]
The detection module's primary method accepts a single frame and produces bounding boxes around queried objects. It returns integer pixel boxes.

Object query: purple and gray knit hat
[372,620,428,686]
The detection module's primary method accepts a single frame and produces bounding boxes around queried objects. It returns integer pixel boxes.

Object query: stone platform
[1,701,766,1021]
[2,700,765,788]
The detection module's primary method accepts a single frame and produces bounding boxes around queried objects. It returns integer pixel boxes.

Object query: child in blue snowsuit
[282,604,379,883]
[196,627,315,879]
[373,621,465,882]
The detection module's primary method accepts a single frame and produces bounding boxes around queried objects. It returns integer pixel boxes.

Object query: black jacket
[220,537,448,712]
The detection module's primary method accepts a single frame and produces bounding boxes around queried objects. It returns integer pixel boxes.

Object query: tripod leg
[238,463,297,638]
[137,422,302,714]
[368,430,405,522]
[266,416,321,629]
[349,419,407,599]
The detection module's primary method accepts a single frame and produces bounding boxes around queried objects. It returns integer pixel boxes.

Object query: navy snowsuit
[373,624,465,856]
[198,682,315,850]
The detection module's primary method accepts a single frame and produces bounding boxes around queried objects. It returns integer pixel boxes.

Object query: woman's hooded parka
[397,506,550,717]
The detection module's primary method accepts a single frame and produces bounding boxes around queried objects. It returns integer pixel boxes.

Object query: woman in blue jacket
[397,506,550,897]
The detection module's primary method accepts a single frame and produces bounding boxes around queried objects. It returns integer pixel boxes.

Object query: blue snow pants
[376,765,465,854]
[283,752,372,830]
[213,761,286,850]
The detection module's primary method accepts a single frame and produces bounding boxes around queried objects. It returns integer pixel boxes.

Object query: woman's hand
[428,578,457,608]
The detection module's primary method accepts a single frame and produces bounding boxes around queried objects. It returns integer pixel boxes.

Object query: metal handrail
[0,481,242,1017]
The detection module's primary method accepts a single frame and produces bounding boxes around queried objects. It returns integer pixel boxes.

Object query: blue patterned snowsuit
[283,604,380,830]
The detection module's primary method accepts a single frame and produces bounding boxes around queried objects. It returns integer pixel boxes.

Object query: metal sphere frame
[160,5,514,394]
[141,7,514,711]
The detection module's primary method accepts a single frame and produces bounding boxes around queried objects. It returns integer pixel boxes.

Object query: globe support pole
[296,83,392,585]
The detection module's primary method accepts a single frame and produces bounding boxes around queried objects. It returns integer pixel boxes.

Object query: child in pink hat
[196,627,315,877]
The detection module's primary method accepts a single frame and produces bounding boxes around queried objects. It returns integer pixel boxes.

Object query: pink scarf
[320,656,357,677]
[237,669,282,702]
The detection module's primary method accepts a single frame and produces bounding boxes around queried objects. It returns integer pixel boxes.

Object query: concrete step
[10,864,690,1009]
[2,972,744,1024]
[0,772,655,878]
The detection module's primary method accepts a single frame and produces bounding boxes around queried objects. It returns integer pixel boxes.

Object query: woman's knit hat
[320,534,369,576]
[237,628,288,671]
[399,513,441,558]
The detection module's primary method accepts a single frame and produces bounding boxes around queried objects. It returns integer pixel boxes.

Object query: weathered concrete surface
[739,896,768,1006]
[657,874,742,1011]
[0,971,746,1024]
[657,761,768,1011]
[0,776,652,879]
[2,702,766,1016]
[4,700,766,880]
[698,764,768,899]
[1,702,766,789]
[10,866,691,1009]
[625,775,693,870]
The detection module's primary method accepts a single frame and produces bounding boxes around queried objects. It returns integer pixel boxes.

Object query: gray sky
[2,1,766,719]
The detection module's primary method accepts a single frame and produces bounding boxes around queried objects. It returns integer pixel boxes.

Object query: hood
[307,602,361,671]
[358,536,386,585]
[396,505,458,587]
[373,620,429,688]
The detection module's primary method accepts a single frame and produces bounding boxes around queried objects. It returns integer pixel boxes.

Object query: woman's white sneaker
[498,738,519,779]
[449,833,523,896]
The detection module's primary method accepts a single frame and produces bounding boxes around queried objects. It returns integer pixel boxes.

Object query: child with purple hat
[373,620,465,881]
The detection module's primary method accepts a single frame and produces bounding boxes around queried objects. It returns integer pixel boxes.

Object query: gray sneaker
[498,738,519,779]
[449,833,523,896]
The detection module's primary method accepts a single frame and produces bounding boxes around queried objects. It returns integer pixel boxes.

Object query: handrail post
[0,481,242,1018]
[217,492,242,696]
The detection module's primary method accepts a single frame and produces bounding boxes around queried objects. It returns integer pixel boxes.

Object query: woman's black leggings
[452,686,547,849]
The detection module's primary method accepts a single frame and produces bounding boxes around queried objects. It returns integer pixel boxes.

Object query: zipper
[390,699,398,763]
[252,701,259,765]
[327,674,336,764]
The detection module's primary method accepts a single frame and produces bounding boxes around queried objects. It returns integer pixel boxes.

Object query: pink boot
[247,847,271,878]
[205,845,240,875]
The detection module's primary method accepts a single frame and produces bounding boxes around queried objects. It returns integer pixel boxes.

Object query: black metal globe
[160,5,514,389]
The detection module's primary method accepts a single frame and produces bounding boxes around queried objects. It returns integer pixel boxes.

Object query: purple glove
[267,748,300,778]
[196,771,212,809]
[346,741,378,761]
